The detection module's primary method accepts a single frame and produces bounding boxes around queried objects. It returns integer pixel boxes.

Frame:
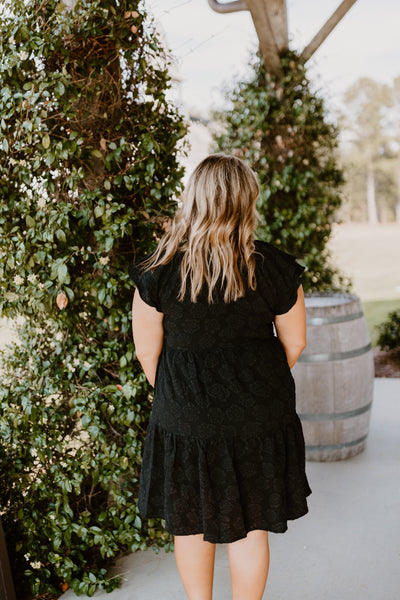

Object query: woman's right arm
[132,289,164,386]
[274,285,307,369]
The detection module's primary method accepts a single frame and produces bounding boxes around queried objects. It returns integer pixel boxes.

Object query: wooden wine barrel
[292,293,374,461]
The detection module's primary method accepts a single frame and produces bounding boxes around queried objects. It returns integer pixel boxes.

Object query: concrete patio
[62,378,400,600]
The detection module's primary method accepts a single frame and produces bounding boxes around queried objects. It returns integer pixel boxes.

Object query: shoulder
[254,239,302,266]
[254,239,305,282]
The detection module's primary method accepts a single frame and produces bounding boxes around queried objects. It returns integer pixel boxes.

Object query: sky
[146,0,400,117]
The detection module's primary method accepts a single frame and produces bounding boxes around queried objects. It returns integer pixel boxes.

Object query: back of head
[148,153,260,303]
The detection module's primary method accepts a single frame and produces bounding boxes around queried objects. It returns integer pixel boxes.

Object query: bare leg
[228,530,270,600]
[174,533,216,600]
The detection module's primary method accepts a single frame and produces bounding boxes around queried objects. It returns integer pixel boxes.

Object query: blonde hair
[142,153,260,303]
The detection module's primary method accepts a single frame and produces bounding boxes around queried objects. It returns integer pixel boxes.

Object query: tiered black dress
[128,239,311,544]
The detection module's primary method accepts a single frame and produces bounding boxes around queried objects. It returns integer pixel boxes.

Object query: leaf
[65,287,75,300]
[57,263,68,284]
[57,81,65,96]
[42,133,50,149]
[2,138,8,152]
[91,149,103,159]
[104,180,111,190]
[105,237,114,252]
[56,229,67,243]
[25,215,35,227]
[87,425,99,437]
[56,291,68,309]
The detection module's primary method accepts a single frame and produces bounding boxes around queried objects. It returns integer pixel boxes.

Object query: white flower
[55,331,63,341]
[38,282,44,289]
[14,274,24,285]
[67,364,76,373]
[83,361,91,369]
[19,50,27,60]
[27,274,36,283]
[37,197,46,209]
[99,256,110,266]
[106,194,112,201]
[10,157,17,165]
[20,159,27,166]
[73,358,80,366]
[30,561,42,569]
[10,37,15,44]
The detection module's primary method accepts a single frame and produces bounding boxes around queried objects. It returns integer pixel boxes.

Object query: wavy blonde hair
[142,153,260,303]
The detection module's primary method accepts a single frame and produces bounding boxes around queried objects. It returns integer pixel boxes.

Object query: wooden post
[301,0,358,62]
[246,0,281,75]
[262,0,288,52]
[0,519,16,600]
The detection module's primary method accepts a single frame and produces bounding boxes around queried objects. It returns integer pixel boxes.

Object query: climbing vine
[0,0,187,596]
[214,52,348,291]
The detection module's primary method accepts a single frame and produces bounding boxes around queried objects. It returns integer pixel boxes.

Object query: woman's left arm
[132,288,164,386]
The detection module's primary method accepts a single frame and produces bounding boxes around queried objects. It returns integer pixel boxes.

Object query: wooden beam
[0,520,16,600]
[207,0,248,13]
[301,0,358,62]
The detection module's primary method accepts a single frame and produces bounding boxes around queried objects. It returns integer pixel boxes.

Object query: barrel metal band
[305,433,368,452]
[307,310,364,326]
[299,401,372,422]
[298,342,371,362]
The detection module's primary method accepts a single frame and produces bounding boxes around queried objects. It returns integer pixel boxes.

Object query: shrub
[377,310,400,352]
[0,0,187,596]
[213,51,348,292]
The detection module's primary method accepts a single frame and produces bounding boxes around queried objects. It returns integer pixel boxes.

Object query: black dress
[128,239,312,544]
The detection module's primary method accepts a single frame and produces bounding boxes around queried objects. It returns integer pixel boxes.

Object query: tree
[0,0,187,596]
[392,76,400,223]
[212,52,346,291]
[341,77,393,223]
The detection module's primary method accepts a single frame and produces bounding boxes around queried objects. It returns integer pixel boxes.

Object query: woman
[128,154,311,600]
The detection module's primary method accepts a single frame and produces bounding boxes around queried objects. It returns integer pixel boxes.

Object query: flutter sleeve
[256,240,305,315]
[127,257,162,312]
[271,248,305,315]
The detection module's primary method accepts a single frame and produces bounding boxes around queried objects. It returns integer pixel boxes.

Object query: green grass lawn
[362,299,400,346]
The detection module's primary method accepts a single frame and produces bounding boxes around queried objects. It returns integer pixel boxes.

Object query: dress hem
[137,505,311,544]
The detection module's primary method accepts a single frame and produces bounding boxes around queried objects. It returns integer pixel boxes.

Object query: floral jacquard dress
[128,239,312,544]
